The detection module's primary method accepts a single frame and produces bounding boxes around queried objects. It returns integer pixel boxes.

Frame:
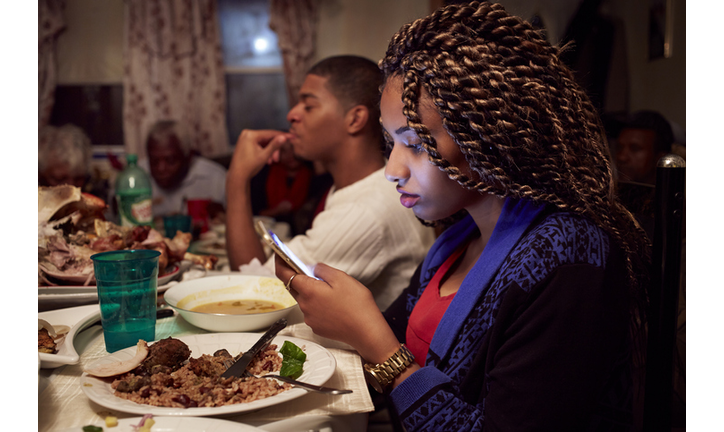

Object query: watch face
[364,369,385,393]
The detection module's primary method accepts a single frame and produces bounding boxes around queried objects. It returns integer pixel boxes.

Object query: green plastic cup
[91,249,161,353]
[163,214,192,238]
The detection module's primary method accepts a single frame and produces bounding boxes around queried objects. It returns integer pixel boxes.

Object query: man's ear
[345,105,370,134]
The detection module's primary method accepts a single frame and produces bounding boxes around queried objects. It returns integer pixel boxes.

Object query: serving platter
[38,304,101,368]
[80,333,336,417]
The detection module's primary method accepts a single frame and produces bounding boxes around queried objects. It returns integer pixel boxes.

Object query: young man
[614,110,673,185]
[225,55,435,310]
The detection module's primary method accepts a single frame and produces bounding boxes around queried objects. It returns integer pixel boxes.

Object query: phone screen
[268,230,315,277]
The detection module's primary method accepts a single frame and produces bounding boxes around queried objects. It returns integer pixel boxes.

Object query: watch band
[364,344,415,392]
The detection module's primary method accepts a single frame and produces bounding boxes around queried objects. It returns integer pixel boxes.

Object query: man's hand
[227,129,293,183]
[225,129,293,269]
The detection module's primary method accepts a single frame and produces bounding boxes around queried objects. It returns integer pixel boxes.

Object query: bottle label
[118,195,153,227]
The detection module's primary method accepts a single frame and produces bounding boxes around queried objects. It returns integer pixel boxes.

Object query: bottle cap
[126,154,138,164]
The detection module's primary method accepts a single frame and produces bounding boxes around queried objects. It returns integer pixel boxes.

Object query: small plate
[194,238,227,256]
[81,333,336,416]
[38,305,101,368]
[53,416,265,432]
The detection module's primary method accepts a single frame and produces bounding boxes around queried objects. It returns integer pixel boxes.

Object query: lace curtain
[269,0,320,107]
[38,0,65,129]
[123,0,229,158]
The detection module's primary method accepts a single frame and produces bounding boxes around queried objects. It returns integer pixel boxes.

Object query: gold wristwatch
[363,344,415,393]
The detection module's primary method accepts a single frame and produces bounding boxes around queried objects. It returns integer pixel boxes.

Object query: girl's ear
[345,105,370,134]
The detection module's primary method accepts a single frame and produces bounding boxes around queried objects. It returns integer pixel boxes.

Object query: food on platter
[84,337,305,408]
[38,185,217,286]
[38,318,70,354]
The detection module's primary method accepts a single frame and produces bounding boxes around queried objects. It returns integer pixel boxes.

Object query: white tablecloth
[38,306,374,432]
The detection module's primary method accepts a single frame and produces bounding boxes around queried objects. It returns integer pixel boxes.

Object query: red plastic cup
[187,199,211,234]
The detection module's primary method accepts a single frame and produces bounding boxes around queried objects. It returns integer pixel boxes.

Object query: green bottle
[115,154,153,227]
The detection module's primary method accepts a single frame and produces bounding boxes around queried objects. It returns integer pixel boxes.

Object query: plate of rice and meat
[80,333,336,416]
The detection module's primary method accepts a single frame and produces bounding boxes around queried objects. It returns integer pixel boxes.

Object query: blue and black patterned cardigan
[384,197,633,431]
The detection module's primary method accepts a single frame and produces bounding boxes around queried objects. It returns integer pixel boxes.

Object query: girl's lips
[397,189,420,208]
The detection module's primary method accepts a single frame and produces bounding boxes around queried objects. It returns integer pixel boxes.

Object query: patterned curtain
[123,0,229,159]
[38,0,66,129]
[269,0,320,107]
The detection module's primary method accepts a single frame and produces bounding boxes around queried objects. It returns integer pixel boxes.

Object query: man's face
[285,74,348,163]
[147,137,190,190]
[40,163,86,188]
[615,128,659,184]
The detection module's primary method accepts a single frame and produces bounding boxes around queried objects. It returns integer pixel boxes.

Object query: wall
[56,0,124,84]
[615,0,686,130]
[315,0,430,63]
[53,0,685,130]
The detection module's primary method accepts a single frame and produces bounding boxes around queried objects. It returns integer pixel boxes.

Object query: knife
[221,318,288,378]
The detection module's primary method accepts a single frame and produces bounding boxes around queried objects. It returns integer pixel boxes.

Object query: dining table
[38,269,375,432]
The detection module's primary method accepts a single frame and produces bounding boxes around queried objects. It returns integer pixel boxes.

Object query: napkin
[230,322,374,423]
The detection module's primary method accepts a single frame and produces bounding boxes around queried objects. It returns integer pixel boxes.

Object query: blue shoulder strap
[427,197,547,365]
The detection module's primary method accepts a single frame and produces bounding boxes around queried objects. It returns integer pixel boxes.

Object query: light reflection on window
[218,0,282,69]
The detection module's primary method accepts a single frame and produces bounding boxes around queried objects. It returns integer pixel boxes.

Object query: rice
[111,344,291,408]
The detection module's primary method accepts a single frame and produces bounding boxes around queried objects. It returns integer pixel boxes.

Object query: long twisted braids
[380,2,650,333]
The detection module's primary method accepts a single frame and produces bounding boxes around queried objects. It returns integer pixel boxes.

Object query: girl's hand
[275,256,401,363]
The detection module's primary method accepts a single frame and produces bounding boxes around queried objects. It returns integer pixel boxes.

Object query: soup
[190,299,285,315]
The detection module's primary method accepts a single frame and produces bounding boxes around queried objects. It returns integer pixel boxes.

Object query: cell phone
[255,220,315,277]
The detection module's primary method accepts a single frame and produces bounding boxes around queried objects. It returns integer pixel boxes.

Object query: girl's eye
[405,142,424,153]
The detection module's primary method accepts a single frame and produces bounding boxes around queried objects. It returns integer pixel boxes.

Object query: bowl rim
[163,274,297,318]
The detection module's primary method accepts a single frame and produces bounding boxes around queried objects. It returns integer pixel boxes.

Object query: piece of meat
[137,337,191,374]
[38,328,56,354]
[184,252,219,270]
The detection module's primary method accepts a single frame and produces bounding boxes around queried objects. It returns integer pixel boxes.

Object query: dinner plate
[38,305,101,368]
[38,280,177,312]
[40,263,184,286]
[53,416,265,432]
[81,333,337,416]
[194,238,227,256]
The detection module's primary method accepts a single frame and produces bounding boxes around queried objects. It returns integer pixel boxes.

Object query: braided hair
[379,1,650,335]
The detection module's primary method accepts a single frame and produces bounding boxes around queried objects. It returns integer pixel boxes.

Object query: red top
[266,163,313,211]
[406,240,470,366]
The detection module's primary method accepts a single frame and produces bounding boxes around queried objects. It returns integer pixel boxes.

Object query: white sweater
[265,168,436,310]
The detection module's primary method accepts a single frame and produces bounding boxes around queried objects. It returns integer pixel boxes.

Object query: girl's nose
[384,144,409,184]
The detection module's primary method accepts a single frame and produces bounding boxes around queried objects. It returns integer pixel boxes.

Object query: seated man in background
[226,55,436,311]
[38,124,92,189]
[613,110,674,240]
[614,109,673,186]
[140,120,227,221]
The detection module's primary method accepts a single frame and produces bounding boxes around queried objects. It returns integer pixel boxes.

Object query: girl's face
[381,77,485,222]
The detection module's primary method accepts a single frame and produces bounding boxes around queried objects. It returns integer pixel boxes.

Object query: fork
[221,358,352,395]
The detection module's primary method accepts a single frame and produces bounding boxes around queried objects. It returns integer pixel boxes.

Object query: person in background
[256,141,314,232]
[139,120,227,221]
[275,2,650,430]
[38,124,92,189]
[614,110,674,240]
[225,55,436,311]
[614,109,674,186]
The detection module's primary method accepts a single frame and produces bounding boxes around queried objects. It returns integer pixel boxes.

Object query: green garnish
[280,358,304,379]
[82,426,103,432]
[279,341,306,379]
[280,341,307,362]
